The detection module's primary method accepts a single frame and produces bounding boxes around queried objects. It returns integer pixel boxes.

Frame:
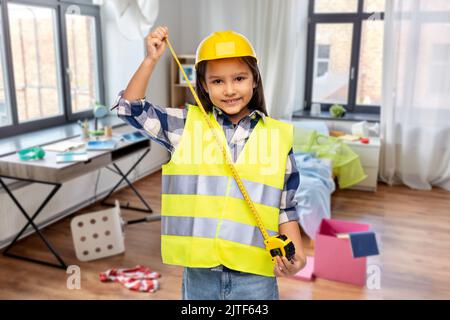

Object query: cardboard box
[314,219,373,286]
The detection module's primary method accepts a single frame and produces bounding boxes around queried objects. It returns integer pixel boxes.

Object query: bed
[283,120,366,240]
[285,120,335,240]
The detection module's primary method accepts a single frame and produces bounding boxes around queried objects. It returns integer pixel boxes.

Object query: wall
[102,0,181,108]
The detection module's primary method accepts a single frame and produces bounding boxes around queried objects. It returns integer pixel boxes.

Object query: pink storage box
[292,256,315,281]
[314,219,370,286]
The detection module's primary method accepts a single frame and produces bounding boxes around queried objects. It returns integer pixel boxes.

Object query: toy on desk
[17,147,45,161]
[93,102,108,131]
[121,131,146,142]
[86,140,116,150]
[78,119,90,140]
[89,129,105,136]
[56,152,89,163]
[43,140,85,153]
[104,126,113,138]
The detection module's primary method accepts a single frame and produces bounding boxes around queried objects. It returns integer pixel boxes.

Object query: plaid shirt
[112,91,300,225]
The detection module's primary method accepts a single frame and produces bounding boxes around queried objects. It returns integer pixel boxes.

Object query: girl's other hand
[273,254,306,277]
[145,26,169,62]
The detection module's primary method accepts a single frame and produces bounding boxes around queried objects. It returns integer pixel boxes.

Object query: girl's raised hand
[145,26,169,62]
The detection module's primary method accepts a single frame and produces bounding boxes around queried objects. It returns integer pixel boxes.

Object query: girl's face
[202,58,256,123]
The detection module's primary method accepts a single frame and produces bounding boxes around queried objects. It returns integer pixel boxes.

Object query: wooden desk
[0,125,155,269]
[0,126,149,183]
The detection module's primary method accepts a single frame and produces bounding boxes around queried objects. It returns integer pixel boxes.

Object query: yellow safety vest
[161,105,293,277]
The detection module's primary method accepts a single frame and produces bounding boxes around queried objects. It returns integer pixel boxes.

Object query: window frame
[60,1,104,121]
[304,0,384,115]
[0,0,104,139]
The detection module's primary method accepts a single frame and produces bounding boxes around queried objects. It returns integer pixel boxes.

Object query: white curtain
[198,0,308,120]
[106,0,159,40]
[380,0,450,190]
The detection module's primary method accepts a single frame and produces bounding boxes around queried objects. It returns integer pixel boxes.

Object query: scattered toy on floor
[100,265,161,293]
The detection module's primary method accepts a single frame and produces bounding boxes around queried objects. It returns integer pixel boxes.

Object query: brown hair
[195,56,268,116]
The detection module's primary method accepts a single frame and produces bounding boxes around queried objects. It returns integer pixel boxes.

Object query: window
[0,5,12,127]
[315,44,330,77]
[304,0,385,114]
[364,0,385,12]
[66,10,101,114]
[357,20,384,106]
[8,3,64,123]
[0,0,104,138]
[312,24,353,105]
[428,44,450,97]
[314,0,358,13]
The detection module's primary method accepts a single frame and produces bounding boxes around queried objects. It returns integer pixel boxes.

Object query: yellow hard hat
[195,30,257,69]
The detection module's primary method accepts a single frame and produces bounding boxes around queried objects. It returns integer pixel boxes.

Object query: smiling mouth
[222,98,242,105]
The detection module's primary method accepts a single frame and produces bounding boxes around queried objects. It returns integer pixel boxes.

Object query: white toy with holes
[71,200,125,261]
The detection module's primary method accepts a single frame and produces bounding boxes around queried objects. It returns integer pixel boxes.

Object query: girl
[113,26,306,300]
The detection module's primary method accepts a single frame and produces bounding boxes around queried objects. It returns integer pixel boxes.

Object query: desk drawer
[57,153,111,182]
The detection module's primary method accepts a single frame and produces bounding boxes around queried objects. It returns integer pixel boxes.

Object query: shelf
[170,54,196,107]
[176,54,196,59]
[174,83,196,88]
[293,109,380,123]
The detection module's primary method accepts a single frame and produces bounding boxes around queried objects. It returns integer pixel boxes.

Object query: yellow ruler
[165,38,270,241]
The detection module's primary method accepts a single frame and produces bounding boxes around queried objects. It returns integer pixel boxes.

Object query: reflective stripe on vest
[161,216,278,249]
[162,174,282,209]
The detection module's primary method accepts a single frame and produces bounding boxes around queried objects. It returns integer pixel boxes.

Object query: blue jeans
[181,267,279,300]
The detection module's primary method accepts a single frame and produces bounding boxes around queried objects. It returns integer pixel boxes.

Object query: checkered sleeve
[279,148,300,225]
[111,90,187,153]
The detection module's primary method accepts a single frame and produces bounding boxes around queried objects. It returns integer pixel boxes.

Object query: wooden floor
[1,170,449,299]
